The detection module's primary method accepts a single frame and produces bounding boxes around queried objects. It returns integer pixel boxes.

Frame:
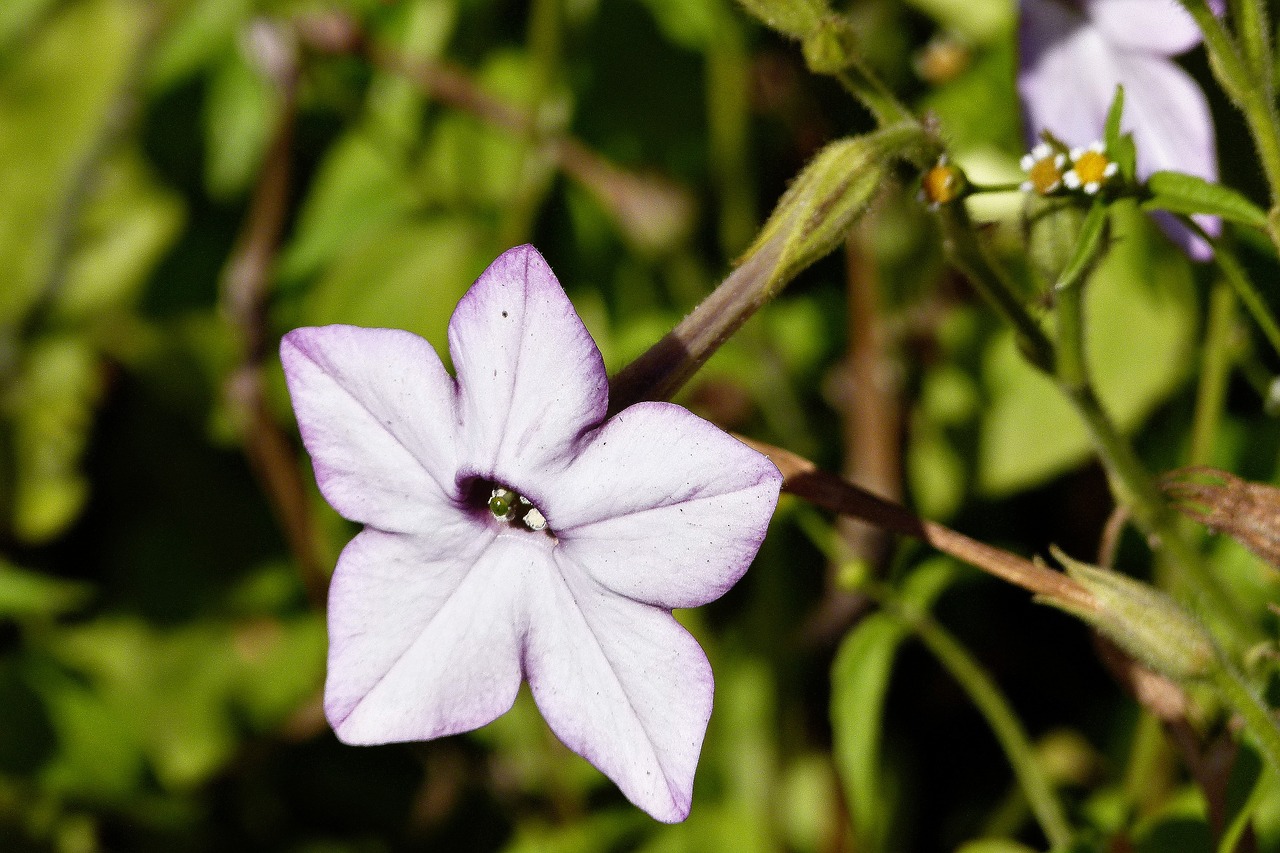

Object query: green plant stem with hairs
[937,201,1257,646]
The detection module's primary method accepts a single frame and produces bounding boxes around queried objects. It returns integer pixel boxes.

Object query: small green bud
[743,125,935,292]
[1046,548,1216,682]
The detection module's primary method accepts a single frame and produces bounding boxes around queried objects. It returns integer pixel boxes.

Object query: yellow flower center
[1027,156,1063,194]
[922,163,962,206]
[1072,150,1112,186]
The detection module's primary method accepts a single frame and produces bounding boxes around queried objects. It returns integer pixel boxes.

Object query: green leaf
[1055,199,1108,292]
[955,841,1039,853]
[1143,171,1269,230]
[977,204,1196,494]
[145,0,253,93]
[203,46,277,199]
[0,0,148,325]
[303,216,487,354]
[10,336,102,543]
[1103,86,1124,153]
[732,0,825,38]
[831,559,958,852]
[277,128,416,286]
[0,562,91,619]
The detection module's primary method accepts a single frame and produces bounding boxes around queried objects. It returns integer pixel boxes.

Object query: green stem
[886,598,1074,849]
[1210,659,1280,777]
[1232,0,1274,97]
[939,203,1256,645]
[1199,226,1280,360]
[934,203,1055,372]
[1178,0,1280,248]
[1189,280,1236,468]
[834,64,915,128]
[1121,711,1171,814]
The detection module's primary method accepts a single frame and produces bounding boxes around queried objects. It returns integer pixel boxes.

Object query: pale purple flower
[1018,0,1221,259]
[280,245,782,822]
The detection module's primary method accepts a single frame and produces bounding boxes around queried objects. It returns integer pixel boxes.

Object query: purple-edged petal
[544,402,781,609]
[1152,210,1218,260]
[281,326,460,533]
[448,244,608,489]
[1111,49,1218,183]
[1019,0,1111,148]
[325,527,529,744]
[1082,0,1207,55]
[524,563,713,823]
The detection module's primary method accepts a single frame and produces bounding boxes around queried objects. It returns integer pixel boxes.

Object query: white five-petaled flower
[1018,0,1222,258]
[280,245,782,822]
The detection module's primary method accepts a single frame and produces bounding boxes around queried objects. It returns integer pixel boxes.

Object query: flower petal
[1111,50,1217,183]
[1019,0,1113,148]
[325,526,529,744]
[524,563,713,822]
[449,244,609,490]
[1082,0,1207,55]
[545,402,781,608]
[281,325,460,533]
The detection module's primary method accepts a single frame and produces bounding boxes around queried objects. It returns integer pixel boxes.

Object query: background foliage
[1,0,1276,851]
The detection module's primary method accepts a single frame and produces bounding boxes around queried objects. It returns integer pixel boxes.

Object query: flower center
[1020,144,1065,195]
[464,478,552,535]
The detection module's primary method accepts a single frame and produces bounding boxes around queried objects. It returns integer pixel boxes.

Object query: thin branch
[221,21,327,608]
[737,436,1099,612]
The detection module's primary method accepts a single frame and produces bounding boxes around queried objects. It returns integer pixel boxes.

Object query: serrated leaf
[831,560,958,852]
[1143,171,1268,230]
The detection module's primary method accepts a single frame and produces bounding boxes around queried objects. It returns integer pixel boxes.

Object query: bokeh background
[2,0,1277,851]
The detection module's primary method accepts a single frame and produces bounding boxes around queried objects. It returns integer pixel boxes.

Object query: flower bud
[802,17,860,75]
[743,125,935,292]
[919,157,967,208]
[1046,548,1216,682]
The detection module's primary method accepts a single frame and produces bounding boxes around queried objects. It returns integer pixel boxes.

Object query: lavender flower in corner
[1018,0,1221,258]
[280,245,782,822]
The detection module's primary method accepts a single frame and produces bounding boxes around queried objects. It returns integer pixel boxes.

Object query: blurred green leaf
[977,205,1196,494]
[146,0,253,92]
[955,841,1039,853]
[303,216,485,353]
[831,559,958,852]
[41,613,324,792]
[0,0,147,326]
[56,150,184,322]
[903,0,1012,44]
[10,336,102,543]
[203,44,277,199]
[0,562,91,619]
[277,128,417,286]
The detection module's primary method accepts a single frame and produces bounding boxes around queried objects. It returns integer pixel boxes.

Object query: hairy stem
[737,436,1099,612]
